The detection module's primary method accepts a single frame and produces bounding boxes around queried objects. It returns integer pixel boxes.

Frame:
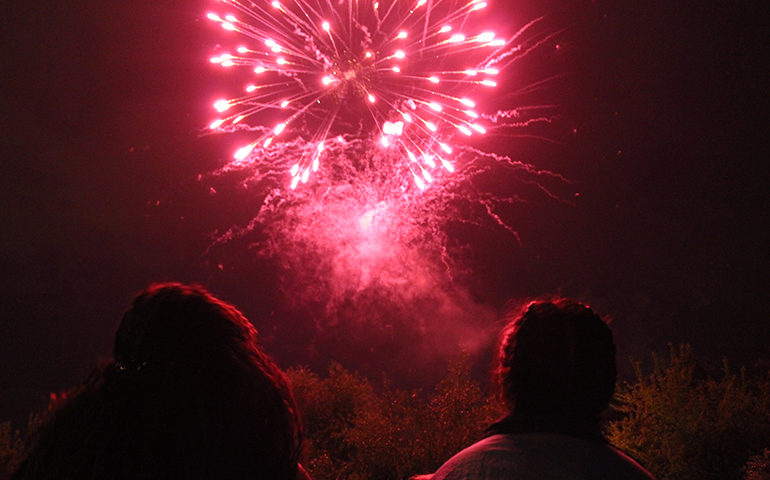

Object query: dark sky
[1,0,767,424]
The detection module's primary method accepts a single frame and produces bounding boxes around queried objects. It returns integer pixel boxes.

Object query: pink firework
[206,0,508,190]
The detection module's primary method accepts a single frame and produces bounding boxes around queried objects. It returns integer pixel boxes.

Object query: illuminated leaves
[607,345,770,480]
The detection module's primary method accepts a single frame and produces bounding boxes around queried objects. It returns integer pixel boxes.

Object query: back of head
[497,299,616,422]
[112,282,301,478]
[16,282,301,479]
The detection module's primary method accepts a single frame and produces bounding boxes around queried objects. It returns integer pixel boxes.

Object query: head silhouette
[15,282,301,479]
[497,299,616,422]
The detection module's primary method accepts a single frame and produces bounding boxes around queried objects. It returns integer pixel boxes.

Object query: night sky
[1,0,767,425]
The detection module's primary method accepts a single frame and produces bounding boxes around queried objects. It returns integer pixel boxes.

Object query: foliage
[4,346,769,480]
[0,393,67,480]
[0,422,23,480]
[744,448,770,480]
[287,363,379,480]
[607,344,770,480]
[286,357,503,480]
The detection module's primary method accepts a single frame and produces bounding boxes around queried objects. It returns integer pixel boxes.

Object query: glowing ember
[206,0,512,189]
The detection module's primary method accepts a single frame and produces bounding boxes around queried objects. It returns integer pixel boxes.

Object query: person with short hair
[430,299,655,480]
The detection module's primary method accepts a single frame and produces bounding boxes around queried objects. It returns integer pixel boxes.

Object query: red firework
[206,0,509,190]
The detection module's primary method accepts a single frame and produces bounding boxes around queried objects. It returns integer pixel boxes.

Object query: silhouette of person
[430,299,655,479]
[14,282,309,479]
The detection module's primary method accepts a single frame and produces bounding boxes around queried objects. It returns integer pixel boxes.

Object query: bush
[287,363,378,479]
[744,448,770,480]
[0,422,23,480]
[287,357,502,480]
[607,344,770,480]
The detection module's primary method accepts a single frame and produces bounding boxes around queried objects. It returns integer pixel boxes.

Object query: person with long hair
[14,282,308,479]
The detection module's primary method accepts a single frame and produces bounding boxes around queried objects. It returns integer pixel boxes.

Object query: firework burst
[199,0,569,321]
[206,0,525,190]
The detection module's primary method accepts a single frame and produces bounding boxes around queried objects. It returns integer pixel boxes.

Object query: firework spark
[206,0,519,189]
